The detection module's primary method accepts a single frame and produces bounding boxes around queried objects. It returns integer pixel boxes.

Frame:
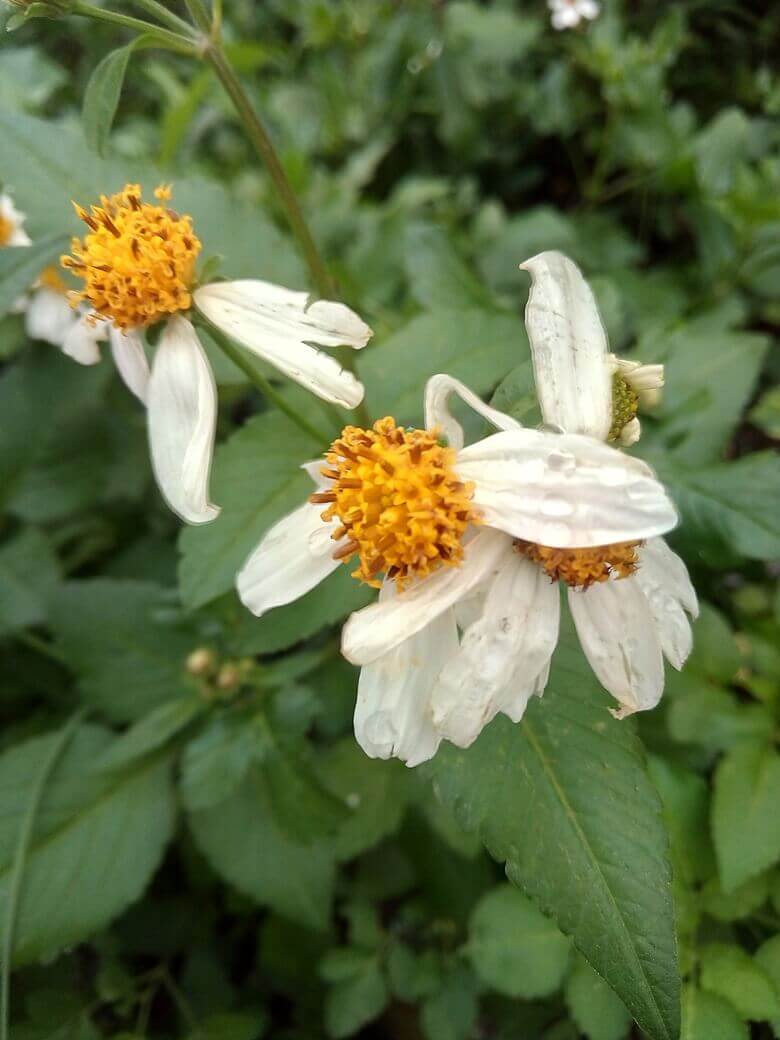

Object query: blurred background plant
[0,1,779,1038]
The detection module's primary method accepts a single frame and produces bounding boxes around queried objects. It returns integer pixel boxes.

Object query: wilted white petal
[611,356,664,392]
[238,501,341,617]
[569,578,664,718]
[148,317,219,525]
[354,599,458,767]
[496,657,551,724]
[24,289,73,346]
[521,251,612,440]
[194,280,371,408]
[341,527,508,666]
[617,417,641,446]
[61,312,105,365]
[640,537,698,617]
[456,428,678,547]
[431,553,560,747]
[109,325,150,403]
[634,538,697,668]
[424,373,522,451]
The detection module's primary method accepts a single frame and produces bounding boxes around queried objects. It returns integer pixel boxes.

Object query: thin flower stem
[0,709,86,1040]
[72,2,197,53]
[197,315,333,446]
[126,0,195,36]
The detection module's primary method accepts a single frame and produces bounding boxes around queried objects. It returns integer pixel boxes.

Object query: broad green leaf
[0,233,67,318]
[83,42,141,157]
[178,412,320,609]
[427,631,680,1040]
[180,713,263,811]
[565,956,632,1040]
[750,385,780,439]
[187,765,337,930]
[702,872,770,922]
[420,964,480,1040]
[647,756,714,886]
[95,697,203,771]
[712,740,780,891]
[0,723,174,965]
[699,943,780,1021]
[681,987,748,1040]
[0,45,66,112]
[693,108,751,197]
[466,884,571,999]
[686,603,741,683]
[322,953,388,1039]
[479,207,578,293]
[666,673,774,754]
[192,1011,268,1040]
[0,527,60,635]
[358,309,524,423]
[756,935,780,1036]
[489,360,542,427]
[48,579,200,722]
[404,223,496,310]
[265,745,348,843]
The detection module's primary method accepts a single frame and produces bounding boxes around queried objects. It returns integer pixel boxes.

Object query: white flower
[55,184,372,525]
[548,0,600,31]
[0,191,31,247]
[236,372,677,766]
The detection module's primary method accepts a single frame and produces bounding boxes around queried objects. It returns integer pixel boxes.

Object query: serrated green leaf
[323,953,388,1038]
[180,713,262,811]
[404,223,496,310]
[0,233,67,319]
[426,631,680,1040]
[565,956,632,1040]
[681,986,748,1040]
[700,943,780,1021]
[0,724,174,965]
[94,697,203,771]
[0,527,60,635]
[420,963,480,1040]
[467,884,571,998]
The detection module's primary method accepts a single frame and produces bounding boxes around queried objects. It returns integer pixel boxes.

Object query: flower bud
[186,647,217,677]
[216,664,242,691]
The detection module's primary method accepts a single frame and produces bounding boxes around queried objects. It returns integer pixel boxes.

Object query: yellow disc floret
[608,371,639,443]
[311,417,476,588]
[61,184,201,331]
[514,538,641,589]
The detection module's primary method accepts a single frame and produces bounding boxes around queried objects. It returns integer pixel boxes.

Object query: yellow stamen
[514,538,641,589]
[61,183,201,331]
[38,265,68,294]
[314,417,476,588]
[608,372,639,442]
[0,214,13,247]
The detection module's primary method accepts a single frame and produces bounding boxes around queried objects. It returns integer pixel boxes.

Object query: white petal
[148,317,219,525]
[617,417,641,446]
[61,312,105,365]
[0,192,30,245]
[431,554,560,747]
[194,280,370,408]
[354,601,458,767]
[569,579,664,718]
[341,527,509,666]
[24,289,73,346]
[634,538,697,668]
[497,657,551,724]
[424,373,522,450]
[301,458,329,488]
[237,501,341,617]
[580,0,600,18]
[611,356,664,393]
[640,538,698,617]
[520,252,612,439]
[457,428,678,547]
[109,325,150,403]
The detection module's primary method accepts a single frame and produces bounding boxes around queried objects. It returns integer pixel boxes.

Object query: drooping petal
[237,501,341,617]
[194,280,371,408]
[341,527,509,666]
[24,289,73,346]
[520,251,612,440]
[147,317,219,525]
[456,428,678,547]
[617,417,641,446]
[354,600,458,767]
[61,312,105,366]
[424,373,522,451]
[499,658,552,723]
[634,538,697,669]
[569,578,664,718]
[109,324,150,403]
[431,553,560,747]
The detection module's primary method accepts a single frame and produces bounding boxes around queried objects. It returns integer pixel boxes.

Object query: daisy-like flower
[548,0,600,31]
[236,368,678,765]
[0,191,31,247]
[434,251,695,744]
[58,183,372,524]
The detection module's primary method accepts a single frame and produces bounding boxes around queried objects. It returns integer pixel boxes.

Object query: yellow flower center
[61,183,201,331]
[0,214,13,247]
[514,538,641,589]
[311,417,476,588]
[608,372,639,442]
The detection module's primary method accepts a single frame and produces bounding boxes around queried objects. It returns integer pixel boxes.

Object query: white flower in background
[236,373,677,766]
[0,191,31,247]
[548,0,600,31]
[58,183,371,524]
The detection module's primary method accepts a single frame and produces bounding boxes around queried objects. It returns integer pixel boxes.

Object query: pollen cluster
[514,538,641,589]
[608,372,639,442]
[62,184,201,331]
[311,417,475,588]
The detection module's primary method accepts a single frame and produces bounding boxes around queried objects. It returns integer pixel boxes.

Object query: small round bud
[186,647,216,676]
[216,664,242,691]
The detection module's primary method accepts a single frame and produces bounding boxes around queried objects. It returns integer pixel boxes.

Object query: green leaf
[666,674,774,754]
[94,697,203,771]
[712,740,780,891]
[0,724,174,965]
[187,765,336,930]
[699,942,780,1021]
[178,412,320,609]
[192,1011,268,1040]
[48,579,200,723]
[265,745,348,843]
[756,935,780,1035]
[427,631,680,1040]
[693,108,751,197]
[479,207,578,293]
[0,45,66,112]
[702,872,770,922]
[82,42,140,157]
[0,233,67,319]
[0,527,60,636]
[565,956,632,1040]
[322,952,388,1039]
[404,223,496,310]
[358,309,524,423]
[467,884,571,998]
[420,964,480,1040]
[750,385,780,439]
[686,604,741,683]
[180,713,262,811]
[489,360,543,427]
[647,756,714,886]
[681,987,748,1040]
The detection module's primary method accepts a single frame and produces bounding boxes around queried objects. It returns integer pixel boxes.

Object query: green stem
[183,0,212,33]
[0,710,86,1040]
[72,2,197,53]
[197,315,333,446]
[15,630,67,666]
[126,0,195,36]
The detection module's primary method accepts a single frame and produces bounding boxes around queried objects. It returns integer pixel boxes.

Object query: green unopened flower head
[5,0,73,29]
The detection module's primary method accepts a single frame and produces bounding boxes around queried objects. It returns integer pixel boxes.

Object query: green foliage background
[0,1,779,1038]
